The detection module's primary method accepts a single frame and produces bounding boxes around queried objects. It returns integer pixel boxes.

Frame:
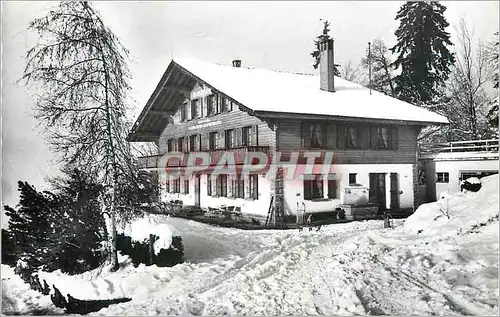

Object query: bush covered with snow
[404,174,498,236]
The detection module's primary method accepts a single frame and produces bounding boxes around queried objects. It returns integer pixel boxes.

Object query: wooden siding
[158,84,275,154]
[276,119,421,164]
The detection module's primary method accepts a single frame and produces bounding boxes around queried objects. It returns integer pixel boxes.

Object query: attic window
[207,95,216,116]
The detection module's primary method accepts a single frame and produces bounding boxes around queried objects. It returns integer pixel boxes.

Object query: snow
[3,175,498,315]
[172,57,448,124]
[463,177,481,184]
[121,215,178,254]
[404,174,498,237]
[1,265,64,315]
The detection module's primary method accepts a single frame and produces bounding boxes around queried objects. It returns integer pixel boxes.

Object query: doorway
[369,173,386,211]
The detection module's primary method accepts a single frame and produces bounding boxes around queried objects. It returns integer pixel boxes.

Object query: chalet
[128,40,449,222]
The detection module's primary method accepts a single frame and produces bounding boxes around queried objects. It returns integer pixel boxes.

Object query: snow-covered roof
[173,57,449,124]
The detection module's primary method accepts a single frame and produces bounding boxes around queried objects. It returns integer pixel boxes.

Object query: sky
[1,1,499,221]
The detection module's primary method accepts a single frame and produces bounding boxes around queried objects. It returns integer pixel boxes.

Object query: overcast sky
[1,1,498,221]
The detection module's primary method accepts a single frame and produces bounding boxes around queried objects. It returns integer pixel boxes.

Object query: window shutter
[250,125,258,146]
[337,125,345,149]
[202,97,207,118]
[197,99,202,118]
[359,126,369,149]
[322,123,327,148]
[370,126,377,149]
[184,136,189,152]
[205,133,210,150]
[244,176,250,198]
[227,175,233,197]
[301,121,308,148]
[217,130,224,149]
[236,128,242,147]
[391,127,398,150]
[215,95,220,113]
[303,180,312,200]
[186,101,191,120]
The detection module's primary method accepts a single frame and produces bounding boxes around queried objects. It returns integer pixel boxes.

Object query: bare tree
[21,1,136,270]
[340,60,366,85]
[447,18,491,140]
[361,38,396,96]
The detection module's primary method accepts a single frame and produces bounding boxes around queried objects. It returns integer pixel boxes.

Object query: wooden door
[390,173,400,210]
[369,173,386,211]
[194,174,201,207]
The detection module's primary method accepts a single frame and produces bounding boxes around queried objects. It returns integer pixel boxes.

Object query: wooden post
[149,234,155,265]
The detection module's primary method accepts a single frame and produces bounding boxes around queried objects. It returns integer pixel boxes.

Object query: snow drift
[404,174,499,237]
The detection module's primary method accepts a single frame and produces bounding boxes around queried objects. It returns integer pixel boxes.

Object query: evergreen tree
[391,1,455,104]
[3,181,61,271]
[311,19,340,76]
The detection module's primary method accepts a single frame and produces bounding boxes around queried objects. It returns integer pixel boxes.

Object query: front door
[194,174,201,207]
[369,173,386,211]
[390,173,400,210]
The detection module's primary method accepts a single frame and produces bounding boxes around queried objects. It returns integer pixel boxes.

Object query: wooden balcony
[137,146,271,169]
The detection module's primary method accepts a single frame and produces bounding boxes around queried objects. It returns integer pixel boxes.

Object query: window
[242,126,251,146]
[249,174,259,200]
[303,175,324,200]
[191,99,199,119]
[436,172,449,183]
[207,175,212,196]
[180,103,187,122]
[189,134,200,152]
[349,173,357,185]
[207,95,216,116]
[209,132,217,150]
[173,178,180,193]
[165,180,170,193]
[346,126,357,149]
[167,139,174,152]
[225,129,235,148]
[184,179,189,194]
[177,137,184,152]
[220,96,230,112]
[232,176,244,198]
[302,122,325,148]
[370,126,397,150]
[216,174,227,197]
[327,175,338,199]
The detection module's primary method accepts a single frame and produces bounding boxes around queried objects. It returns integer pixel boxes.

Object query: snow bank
[1,265,64,315]
[404,174,498,237]
[121,215,179,254]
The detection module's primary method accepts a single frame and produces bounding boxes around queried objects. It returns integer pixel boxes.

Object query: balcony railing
[419,139,499,155]
[137,146,271,169]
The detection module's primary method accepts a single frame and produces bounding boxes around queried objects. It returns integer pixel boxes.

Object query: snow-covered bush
[460,177,482,192]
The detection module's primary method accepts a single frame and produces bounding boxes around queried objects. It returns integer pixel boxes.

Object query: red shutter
[391,127,398,150]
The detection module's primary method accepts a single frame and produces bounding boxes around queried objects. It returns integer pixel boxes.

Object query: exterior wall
[160,173,272,218]
[281,163,415,215]
[276,119,420,164]
[421,157,498,199]
[158,83,275,153]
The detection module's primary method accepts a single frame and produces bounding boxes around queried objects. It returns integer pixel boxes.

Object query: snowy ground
[2,175,499,315]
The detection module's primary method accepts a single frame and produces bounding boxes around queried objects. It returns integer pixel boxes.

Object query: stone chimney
[319,39,335,92]
[232,59,242,67]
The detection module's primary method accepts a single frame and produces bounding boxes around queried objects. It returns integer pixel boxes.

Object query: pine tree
[4,181,61,271]
[311,19,340,76]
[391,1,455,104]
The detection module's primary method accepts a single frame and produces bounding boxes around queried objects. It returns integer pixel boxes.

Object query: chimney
[319,39,335,92]
[232,59,242,67]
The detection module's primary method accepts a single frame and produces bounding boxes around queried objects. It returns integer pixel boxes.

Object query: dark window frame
[232,176,245,198]
[303,175,324,200]
[225,129,235,149]
[184,179,189,194]
[249,174,259,200]
[436,172,449,183]
[209,132,217,150]
[349,173,357,185]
